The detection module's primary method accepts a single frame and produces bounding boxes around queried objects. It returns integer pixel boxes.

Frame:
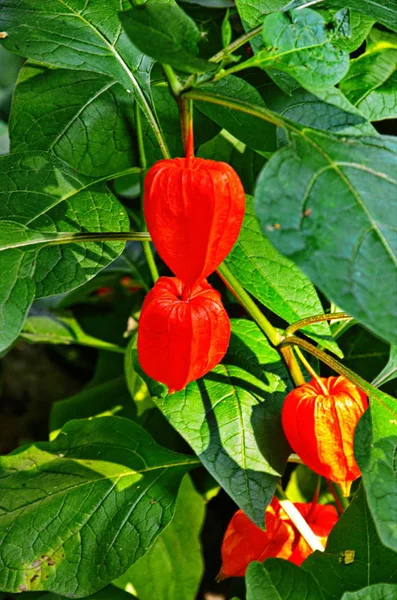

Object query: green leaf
[355,387,397,552]
[20,312,124,354]
[337,325,390,383]
[0,152,130,351]
[114,475,205,600]
[249,9,349,92]
[266,84,374,136]
[372,346,397,388]
[326,0,397,33]
[341,584,397,600]
[246,560,324,600]
[197,76,276,152]
[136,318,291,527]
[303,486,397,599]
[286,464,333,504]
[0,119,8,154]
[339,30,397,122]
[335,11,375,53]
[124,334,153,418]
[9,66,138,178]
[120,1,213,74]
[0,0,161,134]
[225,197,342,356]
[50,376,133,436]
[25,585,134,600]
[254,131,397,346]
[0,417,199,596]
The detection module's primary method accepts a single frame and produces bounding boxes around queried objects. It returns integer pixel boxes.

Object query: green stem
[276,485,324,552]
[217,263,283,347]
[47,231,151,246]
[135,103,160,284]
[209,24,263,64]
[281,345,306,387]
[285,312,352,337]
[294,346,329,394]
[282,335,374,397]
[183,88,291,131]
[162,64,183,97]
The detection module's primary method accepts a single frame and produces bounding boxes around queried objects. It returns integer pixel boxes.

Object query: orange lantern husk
[282,376,368,496]
[219,497,338,578]
[144,157,245,289]
[137,276,231,393]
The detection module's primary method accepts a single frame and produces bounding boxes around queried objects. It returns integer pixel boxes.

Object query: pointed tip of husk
[339,480,352,497]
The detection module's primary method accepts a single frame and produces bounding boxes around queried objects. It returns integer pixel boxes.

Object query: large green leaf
[26,586,134,600]
[339,30,397,122]
[225,197,341,356]
[326,0,397,33]
[0,151,131,351]
[246,560,323,600]
[0,417,199,596]
[342,584,397,600]
[0,0,159,131]
[355,387,397,552]
[120,1,213,74]
[114,475,205,600]
[197,76,277,153]
[244,9,349,92]
[10,66,138,178]
[136,319,291,527]
[303,486,397,599]
[254,131,397,346]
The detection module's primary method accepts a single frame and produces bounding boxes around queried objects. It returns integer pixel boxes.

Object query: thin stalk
[183,88,291,131]
[46,231,151,246]
[285,312,352,337]
[282,335,376,398]
[276,486,324,552]
[135,103,159,284]
[209,24,263,64]
[217,263,283,347]
[326,480,348,515]
[280,345,306,387]
[179,97,194,159]
[162,64,183,97]
[294,346,328,395]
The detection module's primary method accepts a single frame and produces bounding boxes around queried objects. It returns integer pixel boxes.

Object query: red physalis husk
[219,497,338,579]
[137,276,230,393]
[281,376,368,496]
[144,157,245,288]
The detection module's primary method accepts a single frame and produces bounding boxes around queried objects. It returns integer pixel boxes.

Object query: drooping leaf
[0,151,130,351]
[245,9,349,92]
[20,312,125,354]
[225,197,342,356]
[326,0,397,33]
[136,319,292,527]
[0,417,199,596]
[341,584,397,600]
[355,387,397,552]
[254,130,397,346]
[339,29,397,122]
[197,76,277,153]
[0,0,160,131]
[9,66,138,178]
[246,560,324,600]
[114,475,205,600]
[120,1,213,74]
[302,486,397,599]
